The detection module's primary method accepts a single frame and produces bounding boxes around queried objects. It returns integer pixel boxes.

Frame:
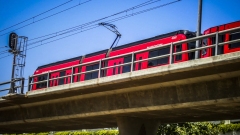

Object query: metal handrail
[31,26,240,78]
[28,26,240,89]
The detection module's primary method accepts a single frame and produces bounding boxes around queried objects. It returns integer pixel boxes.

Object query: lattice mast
[8,33,28,94]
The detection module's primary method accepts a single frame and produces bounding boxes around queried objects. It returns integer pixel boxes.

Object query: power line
[0,0,73,33]
[3,0,161,50]
[0,54,10,59]
[26,0,161,42]
[0,46,7,49]
[0,0,180,60]
[0,50,8,54]
[0,0,92,37]
[27,0,180,49]
[0,0,159,52]
[20,0,162,45]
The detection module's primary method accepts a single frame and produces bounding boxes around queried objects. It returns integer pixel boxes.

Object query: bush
[218,123,240,133]
[158,122,240,135]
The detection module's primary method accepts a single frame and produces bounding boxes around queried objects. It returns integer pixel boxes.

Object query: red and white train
[31,20,240,90]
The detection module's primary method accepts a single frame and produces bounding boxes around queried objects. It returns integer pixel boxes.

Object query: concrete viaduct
[1,52,240,134]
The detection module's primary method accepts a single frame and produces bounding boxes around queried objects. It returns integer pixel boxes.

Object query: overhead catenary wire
[0,50,8,55]
[0,0,73,33]
[4,0,162,50]
[25,0,162,42]
[20,0,164,47]
[0,46,7,49]
[0,54,11,59]
[0,0,180,60]
[27,0,180,49]
[0,0,160,51]
[0,0,92,37]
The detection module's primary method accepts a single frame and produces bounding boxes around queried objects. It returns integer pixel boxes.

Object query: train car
[31,30,196,91]
[201,21,240,58]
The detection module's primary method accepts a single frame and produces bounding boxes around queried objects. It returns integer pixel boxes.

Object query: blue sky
[0,0,239,95]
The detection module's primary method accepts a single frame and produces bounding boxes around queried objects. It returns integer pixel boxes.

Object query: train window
[124,55,132,63]
[188,42,196,59]
[149,50,158,57]
[159,47,170,55]
[229,31,240,49]
[175,45,182,61]
[59,71,65,85]
[148,50,159,66]
[148,47,170,67]
[158,47,169,64]
[201,39,207,56]
[85,63,99,80]
[218,35,224,54]
[123,55,131,73]
[36,74,48,89]
[86,65,92,71]
[211,35,225,55]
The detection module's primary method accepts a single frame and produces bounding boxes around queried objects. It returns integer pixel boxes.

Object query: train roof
[37,30,194,70]
[37,56,82,70]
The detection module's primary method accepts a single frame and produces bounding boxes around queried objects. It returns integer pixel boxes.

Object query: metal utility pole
[0,33,28,99]
[9,33,18,93]
[10,50,17,93]
[195,0,202,59]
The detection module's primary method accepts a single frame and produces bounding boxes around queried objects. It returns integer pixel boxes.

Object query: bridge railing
[28,26,240,91]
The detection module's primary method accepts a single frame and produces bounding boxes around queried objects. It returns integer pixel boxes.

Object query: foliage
[94,129,119,135]
[158,122,240,135]
[218,123,240,134]
[3,123,240,135]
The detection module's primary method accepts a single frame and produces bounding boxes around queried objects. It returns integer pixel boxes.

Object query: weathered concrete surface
[0,52,240,133]
[117,117,159,135]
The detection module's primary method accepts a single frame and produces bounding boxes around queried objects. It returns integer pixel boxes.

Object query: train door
[201,27,218,58]
[135,52,148,71]
[210,26,225,56]
[33,74,48,90]
[122,55,132,73]
[65,69,72,84]
[107,58,124,76]
[50,72,59,87]
[224,21,240,54]
[73,66,81,82]
[58,71,65,85]
[174,43,188,62]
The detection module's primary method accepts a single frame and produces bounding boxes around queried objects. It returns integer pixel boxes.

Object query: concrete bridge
[1,51,240,134]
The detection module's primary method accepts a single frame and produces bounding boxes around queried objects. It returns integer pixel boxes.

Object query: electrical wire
[0,46,7,49]
[0,50,8,55]
[4,0,161,50]
[27,0,180,49]
[0,54,11,59]
[0,0,73,33]
[0,0,92,37]
[19,0,162,46]
[0,0,180,60]
[22,0,162,42]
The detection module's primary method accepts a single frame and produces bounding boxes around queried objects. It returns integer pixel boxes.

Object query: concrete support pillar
[117,117,159,135]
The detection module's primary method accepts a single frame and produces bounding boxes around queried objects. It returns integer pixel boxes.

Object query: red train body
[201,21,240,58]
[31,21,240,91]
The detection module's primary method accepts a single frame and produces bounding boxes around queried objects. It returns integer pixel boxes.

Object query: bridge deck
[0,52,240,133]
